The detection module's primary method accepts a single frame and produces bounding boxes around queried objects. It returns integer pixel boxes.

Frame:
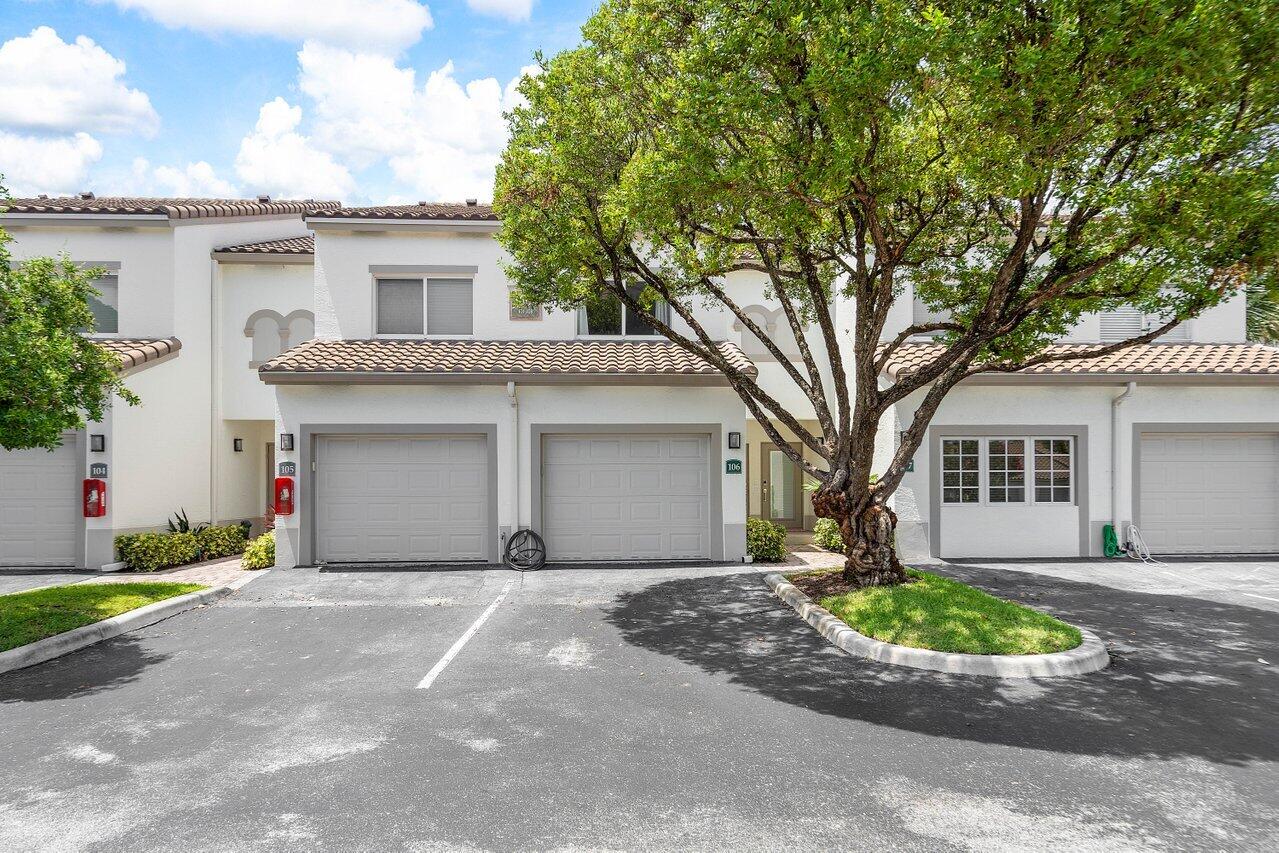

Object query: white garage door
[542,433,711,561]
[1140,432,1279,553]
[0,437,79,566]
[316,435,489,563]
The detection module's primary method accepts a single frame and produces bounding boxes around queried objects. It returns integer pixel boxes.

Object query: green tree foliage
[495,0,1279,584]
[0,206,138,451]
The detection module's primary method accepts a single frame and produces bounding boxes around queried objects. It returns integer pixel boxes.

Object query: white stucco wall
[271,382,747,568]
[893,382,1279,558]
[885,279,1248,343]
[219,261,315,420]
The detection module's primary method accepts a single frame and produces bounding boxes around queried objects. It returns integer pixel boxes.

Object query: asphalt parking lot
[1,559,1276,851]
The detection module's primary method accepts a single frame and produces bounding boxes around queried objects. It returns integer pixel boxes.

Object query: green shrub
[241,531,275,570]
[196,524,247,560]
[813,518,843,551]
[113,533,142,564]
[746,516,787,562]
[117,532,200,572]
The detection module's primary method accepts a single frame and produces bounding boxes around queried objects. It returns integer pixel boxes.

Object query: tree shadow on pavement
[0,636,170,704]
[604,565,1279,765]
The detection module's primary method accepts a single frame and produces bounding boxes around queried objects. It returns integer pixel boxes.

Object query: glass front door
[761,442,802,528]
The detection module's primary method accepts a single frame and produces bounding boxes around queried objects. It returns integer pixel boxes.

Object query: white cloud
[234,97,354,200]
[0,131,103,196]
[466,0,534,23]
[129,157,239,196]
[294,43,535,200]
[0,27,159,137]
[100,0,434,52]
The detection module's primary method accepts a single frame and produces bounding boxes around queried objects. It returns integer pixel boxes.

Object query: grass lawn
[0,582,206,653]
[788,568,1081,655]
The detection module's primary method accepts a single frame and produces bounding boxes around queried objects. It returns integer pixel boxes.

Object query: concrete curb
[763,572,1110,678]
[0,570,269,676]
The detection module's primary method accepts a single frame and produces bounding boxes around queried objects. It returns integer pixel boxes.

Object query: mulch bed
[789,569,855,600]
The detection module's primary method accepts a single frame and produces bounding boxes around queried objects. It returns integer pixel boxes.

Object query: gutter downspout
[507,381,519,551]
[1112,381,1137,547]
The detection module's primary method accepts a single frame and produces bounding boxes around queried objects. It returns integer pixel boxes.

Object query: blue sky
[0,1,596,203]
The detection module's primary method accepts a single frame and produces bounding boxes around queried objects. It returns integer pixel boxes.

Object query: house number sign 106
[725,459,743,474]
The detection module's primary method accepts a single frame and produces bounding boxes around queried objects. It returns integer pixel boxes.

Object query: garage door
[542,433,711,560]
[0,436,79,566]
[1140,432,1279,553]
[316,435,489,562]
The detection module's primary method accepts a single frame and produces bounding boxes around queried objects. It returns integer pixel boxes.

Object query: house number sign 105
[725,459,743,474]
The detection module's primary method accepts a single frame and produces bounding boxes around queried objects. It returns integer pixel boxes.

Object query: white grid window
[941,436,1074,506]
[987,439,1027,503]
[941,439,981,504]
[1034,439,1074,503]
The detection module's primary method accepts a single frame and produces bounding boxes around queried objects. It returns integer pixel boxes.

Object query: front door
[760,442,803,529]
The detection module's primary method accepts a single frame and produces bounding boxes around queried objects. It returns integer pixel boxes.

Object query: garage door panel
[317,434,489,563]
[542,433,711,561]
[0,437,78,567]
[1140,431,1279,554]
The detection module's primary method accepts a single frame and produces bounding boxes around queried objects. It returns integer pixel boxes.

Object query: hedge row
[241,531,275,569]
[115,524,248,572]
[746,516,787,562]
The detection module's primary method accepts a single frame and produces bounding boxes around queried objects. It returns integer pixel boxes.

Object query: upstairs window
[578,285,669,336]
[911,294,951,335]
[1099,307,1189,342]
[86,273,119,334]
[375,277,473,336]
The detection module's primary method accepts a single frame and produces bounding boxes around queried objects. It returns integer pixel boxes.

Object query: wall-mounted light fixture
[90,434,106,452]
[278,433,294,452]
[727,431,742,450]
[233,438,243,452]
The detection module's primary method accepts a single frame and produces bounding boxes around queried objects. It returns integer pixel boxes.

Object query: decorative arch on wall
[731,305,800,361]
[244,308,315,367]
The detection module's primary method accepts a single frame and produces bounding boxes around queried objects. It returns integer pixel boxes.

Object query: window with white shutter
[1100,307,1189,342]
[426,278,474,335]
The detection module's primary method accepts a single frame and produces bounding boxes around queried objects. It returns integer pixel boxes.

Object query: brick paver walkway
[83,555,248,588]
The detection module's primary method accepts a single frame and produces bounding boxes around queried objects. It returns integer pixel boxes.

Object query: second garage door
[1139,431,1279,553]
[316,434,490,563]
[541,433,712,561]
[0,436,79,567]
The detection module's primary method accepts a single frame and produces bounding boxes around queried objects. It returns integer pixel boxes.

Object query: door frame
[296,423,499,567]
[530,423,725,561]
[760,441,804,529]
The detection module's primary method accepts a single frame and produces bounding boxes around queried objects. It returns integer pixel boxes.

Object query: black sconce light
[233,438,243,452]
[727,431,742,449]
[278,433,295,452]
[90,434,106,452]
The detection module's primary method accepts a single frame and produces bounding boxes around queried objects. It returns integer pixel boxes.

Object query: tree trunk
[812,489,907,588]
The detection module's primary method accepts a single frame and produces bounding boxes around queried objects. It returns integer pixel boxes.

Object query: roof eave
[305,217,501,234]
[886,368,1279,386]
[211,250,314,265]
[259,370,740,386]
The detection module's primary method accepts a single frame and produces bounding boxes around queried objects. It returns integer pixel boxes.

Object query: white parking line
[1241,592,1279,604]
[416,579,515,690]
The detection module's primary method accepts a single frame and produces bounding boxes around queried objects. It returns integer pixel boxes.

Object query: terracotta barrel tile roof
[260,339,755,384]
[215,235,315,255]
[881,342,1279,379]
[92,337,182,371]
[308,202,497,221]
[2,197,340,220]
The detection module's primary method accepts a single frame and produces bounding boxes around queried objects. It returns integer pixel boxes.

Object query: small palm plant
[1247,276,1279,344]
[166,508,208,535]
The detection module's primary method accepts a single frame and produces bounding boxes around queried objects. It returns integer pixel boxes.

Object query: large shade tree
[495,0,1279,586]
[0,199,137,451]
